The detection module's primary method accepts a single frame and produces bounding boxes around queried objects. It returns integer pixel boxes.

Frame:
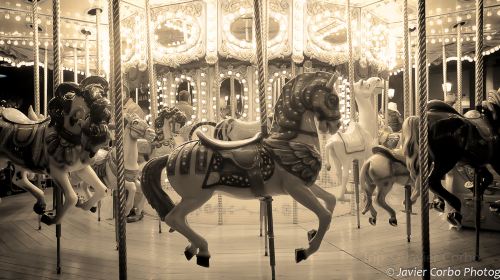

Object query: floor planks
[0,187,499,279]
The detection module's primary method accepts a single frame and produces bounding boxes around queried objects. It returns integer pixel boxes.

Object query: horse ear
[326,72,338,89]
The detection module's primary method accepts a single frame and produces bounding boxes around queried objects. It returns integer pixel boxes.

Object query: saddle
[465,110,493,142]
[428,100,460,115]
[372,145,406,165]
[338,123,366,154]
[198,131,271,197]
[1,108,48,148]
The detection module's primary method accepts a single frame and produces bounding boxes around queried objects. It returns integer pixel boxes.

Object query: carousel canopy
[0,0,499,74]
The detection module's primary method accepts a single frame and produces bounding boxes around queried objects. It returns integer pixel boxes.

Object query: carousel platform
[0,187,499,280]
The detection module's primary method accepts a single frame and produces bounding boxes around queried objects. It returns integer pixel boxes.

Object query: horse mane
[272,72,339,140]
[154,107,187,142]
[401,116,420,180]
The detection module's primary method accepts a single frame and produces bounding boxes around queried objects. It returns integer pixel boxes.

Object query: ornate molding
[151,1,206,67]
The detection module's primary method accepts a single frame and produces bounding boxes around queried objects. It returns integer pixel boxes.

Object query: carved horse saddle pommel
[428,100,460,115]
[196,130,263,150]
[372,145,406,165]
[465,110,493,141]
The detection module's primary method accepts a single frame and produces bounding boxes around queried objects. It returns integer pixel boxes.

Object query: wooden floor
[1,188,500,280]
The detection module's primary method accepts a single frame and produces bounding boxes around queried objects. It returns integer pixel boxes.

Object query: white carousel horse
[151,107,188,158]
[360,145,419,226]
[0,79,112,225]
[142,72,341,267]
[73,113,155,217]
[324,77,384,201]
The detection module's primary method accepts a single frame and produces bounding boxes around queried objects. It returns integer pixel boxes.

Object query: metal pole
[43,47,48,116]
[454,21,465,113]
[52,0,62,274]
[442,41,447,100]
[111,0,128,277]
[84,32,90,77]
[73,45,78,82]
[405,184,412,242]
[474,171,481,261]
[403,0,410,119]
[353,160,360,229]
[107,0,114,120]
[346,0,355,120]
[474,0,485,262]
[96,9,101,76]
[416,0,430,278]
[33,0,40,115]
[146,0,158,122]
[291,60,298,225]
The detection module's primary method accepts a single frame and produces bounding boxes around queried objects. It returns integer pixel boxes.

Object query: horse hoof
[431,199,445,213]
[295,248,308,263]
[33,203,46,215]
[489,202,500,214]
[446,212,462,227]
[196,255,210,268]
[389,217,398,227]
[307,230,317,242]
[89,207,97,213]
[369,217,377,226]
[184,250,194,261]
[40,214,55,225]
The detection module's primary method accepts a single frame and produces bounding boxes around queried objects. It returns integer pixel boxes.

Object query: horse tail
[188,121,217,140]
[360,159,373,214]
[141,154,175,220]
[402,116,420,181]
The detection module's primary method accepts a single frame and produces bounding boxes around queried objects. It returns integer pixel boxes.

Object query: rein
[58,127,82,145]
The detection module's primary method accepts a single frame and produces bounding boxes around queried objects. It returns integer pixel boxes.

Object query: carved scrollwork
[151,1,205,67]
[219,0,291,62]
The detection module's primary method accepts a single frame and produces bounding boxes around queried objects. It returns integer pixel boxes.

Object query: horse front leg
[73,165,107,211]
[42,169,78,225]
[284,180,332,263]
[12,169,46,214]
[124,181,136,217]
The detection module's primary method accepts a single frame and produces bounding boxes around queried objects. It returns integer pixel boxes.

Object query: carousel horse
[402,89,500,226]
[360,145,418,226]
[324,77,384,201]
[142,72,341,267]
[74,113,155,217]
[0,78,112,225]
[150,106,188,158]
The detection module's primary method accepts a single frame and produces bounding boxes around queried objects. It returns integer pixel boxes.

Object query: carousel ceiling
[0,0,499,74]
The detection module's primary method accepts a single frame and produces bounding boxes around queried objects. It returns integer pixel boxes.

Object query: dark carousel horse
[402,90,500,226]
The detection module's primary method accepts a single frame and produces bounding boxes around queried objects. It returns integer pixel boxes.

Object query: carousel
[0,0,500,279]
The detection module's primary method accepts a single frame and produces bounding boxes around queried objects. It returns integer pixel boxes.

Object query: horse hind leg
[376,182,397,226]
[284,181,332,263]
[165,191,213,267]
[12,169,46,214]
[124,181,137,216]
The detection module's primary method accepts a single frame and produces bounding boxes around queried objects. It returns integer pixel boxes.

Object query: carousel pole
[291,60,298,225]
[474,0,484,262]
[73,45,78,82]
[214,61,224,227]
[52,0,62,274]
[346,0,360,228]
[108,0,114,117]
[403,0,410,120]
[33,0,40,115]
[32,0,43,231]
[43,47,48,115]
[454,21,465,113]
[82,29,91,77]
[146,0,158,121]
[254,0,275,278]
[87,5,102,76]
[442,41,447,100]
[416,0,430,279]
[110,0,128,278]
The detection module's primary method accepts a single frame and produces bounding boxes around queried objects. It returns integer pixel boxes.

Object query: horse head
[154,106,187,142]
[353,77,384,99]
[124,113,155,142]
[48,77,112,156]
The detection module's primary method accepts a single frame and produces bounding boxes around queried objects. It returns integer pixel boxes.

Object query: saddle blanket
[338,125,365,154]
